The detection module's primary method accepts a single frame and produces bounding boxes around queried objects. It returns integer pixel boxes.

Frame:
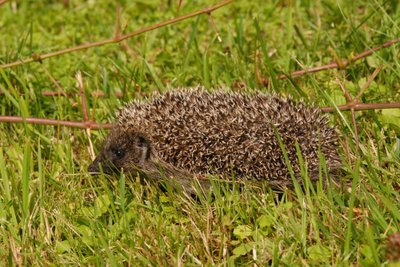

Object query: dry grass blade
[76,72,96,159]
[76,71,88,123]
[355,66,382,100]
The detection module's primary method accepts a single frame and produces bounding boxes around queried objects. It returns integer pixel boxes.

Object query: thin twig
[208,13,222,42]
[115,1,121,39]
[0,116,112,129]
[0,0,9,6]
[0,101,398,129]
[329,47,346,69]
[263,37,400,85]
[42,67,65,93]
[333,68,384,153]
[0,90,127,97]
[177,0,184,12]
[336,77,353,103]
[0,0,233,69]
[319,102,400,112]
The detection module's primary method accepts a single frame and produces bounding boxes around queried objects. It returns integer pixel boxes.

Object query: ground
[0,0,399,265]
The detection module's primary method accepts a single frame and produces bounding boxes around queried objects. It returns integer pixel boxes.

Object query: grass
[0,0,400,265]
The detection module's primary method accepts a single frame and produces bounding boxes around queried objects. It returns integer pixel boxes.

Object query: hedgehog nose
[88,157,101,173]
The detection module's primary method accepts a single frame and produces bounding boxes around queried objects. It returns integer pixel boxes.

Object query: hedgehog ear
[135,133,151,161]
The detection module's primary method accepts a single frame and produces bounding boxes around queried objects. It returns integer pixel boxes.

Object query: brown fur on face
[88,128,151,176]
[88,127,208,193]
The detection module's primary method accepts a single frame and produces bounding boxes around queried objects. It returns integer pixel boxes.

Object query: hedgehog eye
[112,148,125,159]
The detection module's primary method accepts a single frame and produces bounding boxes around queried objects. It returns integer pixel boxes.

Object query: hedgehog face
[88,127,151,177]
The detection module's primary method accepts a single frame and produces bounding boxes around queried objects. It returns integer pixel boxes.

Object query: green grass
[1,0,400,265]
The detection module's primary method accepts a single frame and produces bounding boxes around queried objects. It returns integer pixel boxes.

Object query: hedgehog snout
[89,132,153,177]
[88,158,100,173]
[88,153,115,175]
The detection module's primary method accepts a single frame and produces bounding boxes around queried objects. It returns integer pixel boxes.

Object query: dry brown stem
[263,37,400,85]
[0,116,112,129]
[115,1,121,39]
[178,0,184,12]
[0,90,126,98]
[319,101,400,112]
[208,13,222,42]
[332,67,383,152]
[0,101,398,130]
[0,0,233,69]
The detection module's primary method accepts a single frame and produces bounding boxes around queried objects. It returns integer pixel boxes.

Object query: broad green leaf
[233,225,252,240]
[94,194,111,217]
[232,242,254,256]
[308,244,330,261]
[56,240,72,254]
[257,214,273,228]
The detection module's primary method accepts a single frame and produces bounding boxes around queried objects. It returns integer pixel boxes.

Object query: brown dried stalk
[208,13,222,42]
[0,116,112,129]
[0,0,233,69]
[0,0,9,6]
[1,101,398,130]
[319,102,400,112]
[0,90,126,97]
[331,66,383,152]
[177,0,184,12]
[263,37,400,85]
[115,1,121,39]
[77,72,96,158]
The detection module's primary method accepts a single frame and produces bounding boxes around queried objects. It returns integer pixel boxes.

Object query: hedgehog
[88,88,341,193]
